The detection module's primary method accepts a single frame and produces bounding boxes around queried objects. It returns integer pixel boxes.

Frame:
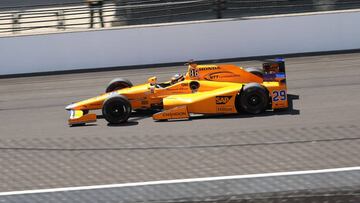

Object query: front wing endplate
[68,110,97,125]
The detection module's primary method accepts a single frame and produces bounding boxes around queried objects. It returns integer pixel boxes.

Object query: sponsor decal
[216,96,232,104]
[263,73,276,81]
[181,83,189,87]
[168,87,179,91]
[264,63,280,73]
[198,66,220,71]
[169,88,188,92]
[206,74,219,80]
[216,107,234,112]
[163,112,187,117]
[204,71,240,81]
[172,91,189,94]
[141,100,149,105]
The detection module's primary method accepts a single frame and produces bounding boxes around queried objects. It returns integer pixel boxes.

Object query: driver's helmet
[171,73,185,84]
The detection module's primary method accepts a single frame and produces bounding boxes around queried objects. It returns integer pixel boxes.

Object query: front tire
[237,83,268,114]
[102,95,132,124]
[105,78,133,93]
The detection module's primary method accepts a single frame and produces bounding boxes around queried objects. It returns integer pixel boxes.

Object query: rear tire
[237,83,268,114]
[106,78,133,93]
[245,67,264,78]
[102,95,132,124]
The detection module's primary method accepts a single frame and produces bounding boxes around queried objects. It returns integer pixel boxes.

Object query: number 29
[273,90,286,102]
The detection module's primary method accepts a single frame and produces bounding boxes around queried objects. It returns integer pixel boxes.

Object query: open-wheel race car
[66,59,288,126]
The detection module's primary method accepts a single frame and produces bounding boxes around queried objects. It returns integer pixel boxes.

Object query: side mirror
[148,76,157,85]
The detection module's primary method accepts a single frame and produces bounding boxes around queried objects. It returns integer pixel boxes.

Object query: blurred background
[1,0,360,36]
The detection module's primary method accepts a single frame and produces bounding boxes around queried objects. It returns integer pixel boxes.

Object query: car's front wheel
[102,95,132,124]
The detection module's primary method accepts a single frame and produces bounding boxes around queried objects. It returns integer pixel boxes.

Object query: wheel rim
[247,94,262,106]
[109,103,126,119]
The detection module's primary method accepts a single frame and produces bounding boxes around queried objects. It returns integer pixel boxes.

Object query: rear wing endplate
[262,58,286,84]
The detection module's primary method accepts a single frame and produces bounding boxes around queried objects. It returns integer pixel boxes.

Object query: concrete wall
[1,10,359,75]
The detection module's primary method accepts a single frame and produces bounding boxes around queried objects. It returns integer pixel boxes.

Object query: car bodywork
[66,59,288,125]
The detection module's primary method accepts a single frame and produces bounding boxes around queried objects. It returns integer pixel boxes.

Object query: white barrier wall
[1,10,360,75]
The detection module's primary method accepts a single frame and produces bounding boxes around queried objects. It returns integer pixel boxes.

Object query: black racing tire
[102,95,132,124]
[244,67,264,78]
[237,83,269,114]
[105,78,133,93]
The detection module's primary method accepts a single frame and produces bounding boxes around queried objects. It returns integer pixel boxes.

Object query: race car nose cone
[65,104,76,110]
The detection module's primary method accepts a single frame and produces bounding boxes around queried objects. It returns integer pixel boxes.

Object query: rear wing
[262,58,286,85]
[262,58,288,109]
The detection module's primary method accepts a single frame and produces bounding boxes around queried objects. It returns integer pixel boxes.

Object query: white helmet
[171,74,185,84]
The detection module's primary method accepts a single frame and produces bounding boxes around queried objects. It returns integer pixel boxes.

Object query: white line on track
[0,166,359,196]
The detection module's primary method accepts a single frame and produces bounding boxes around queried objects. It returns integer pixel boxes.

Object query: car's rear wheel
[237,83,268,114]
[245,67,264,78]
[102,95,132,124]
[105,78,133,93]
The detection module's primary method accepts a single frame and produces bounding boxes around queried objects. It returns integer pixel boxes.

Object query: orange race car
[66,59,288,126]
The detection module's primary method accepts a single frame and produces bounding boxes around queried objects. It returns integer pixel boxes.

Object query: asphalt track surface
[1,169,359,202]
[0,52,360,194]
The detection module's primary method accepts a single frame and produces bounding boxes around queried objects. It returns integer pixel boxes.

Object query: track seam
[0,137,359,151]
